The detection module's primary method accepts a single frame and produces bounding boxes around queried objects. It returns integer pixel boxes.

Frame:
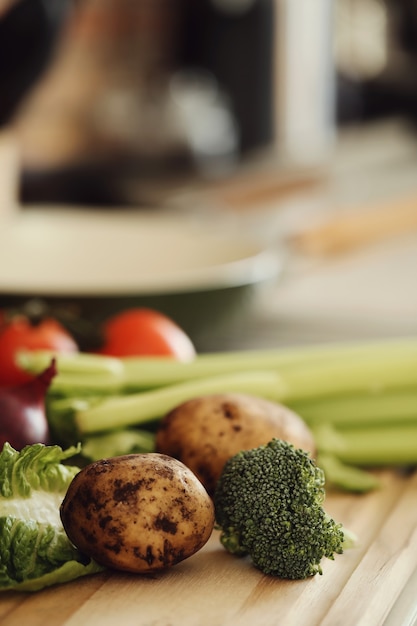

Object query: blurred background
[3,0,417,204]
[1,0,417,351]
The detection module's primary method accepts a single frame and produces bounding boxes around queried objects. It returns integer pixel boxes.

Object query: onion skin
[0,360,56,450]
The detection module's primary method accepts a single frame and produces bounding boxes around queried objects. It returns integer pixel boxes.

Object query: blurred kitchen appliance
[180,0,336,163]
[0,0,70,126]
[179,0,275,154]
[11,0,336,205]
[335,0,417,124]
[273,0,336,163]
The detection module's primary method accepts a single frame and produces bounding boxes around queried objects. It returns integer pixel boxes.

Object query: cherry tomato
[0,315,78,386]
[98,308,196,361]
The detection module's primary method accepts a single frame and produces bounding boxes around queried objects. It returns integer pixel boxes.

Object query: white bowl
[0,206,282,348]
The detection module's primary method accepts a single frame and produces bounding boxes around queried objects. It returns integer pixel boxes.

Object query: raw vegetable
[80,429,155,463]
[0,309,78,387]
[289,388,417,429]
[17,337,417,392]
[17,336,417,492]
[97,308,196,361]
[39,335,417,439]
[315,422,417,466]
[19,335,417,394]
[155,393,316,495]
[0,360,56,450]
[0,442,103,592]
[46,370,284,444]
[213,439,357,579]
[60,453,215,573]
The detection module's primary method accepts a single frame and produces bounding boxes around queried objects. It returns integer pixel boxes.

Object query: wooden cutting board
[1,469,417,626]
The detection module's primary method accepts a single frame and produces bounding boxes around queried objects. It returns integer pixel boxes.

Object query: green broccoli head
[213,438,349,579]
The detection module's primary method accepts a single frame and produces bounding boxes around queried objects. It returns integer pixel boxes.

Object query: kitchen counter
[1,468,417,626]
[197,118,417,351]
[1,119,417,625]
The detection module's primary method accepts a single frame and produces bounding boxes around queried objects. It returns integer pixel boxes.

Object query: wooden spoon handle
[292,195,417,256]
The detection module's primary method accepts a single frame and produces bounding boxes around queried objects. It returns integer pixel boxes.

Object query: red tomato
[0,315,78,386]
[98,308,196,361]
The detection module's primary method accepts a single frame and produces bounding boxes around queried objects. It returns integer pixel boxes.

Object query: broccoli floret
[213,438,355,579]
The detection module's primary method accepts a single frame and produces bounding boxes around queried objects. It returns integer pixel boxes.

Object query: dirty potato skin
[60,453,215,573]
[155,393,316,496]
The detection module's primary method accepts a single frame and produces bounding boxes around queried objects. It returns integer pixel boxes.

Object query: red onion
[0,359,56,450]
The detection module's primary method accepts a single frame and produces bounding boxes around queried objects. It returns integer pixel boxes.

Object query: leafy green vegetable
[0,443,103,591]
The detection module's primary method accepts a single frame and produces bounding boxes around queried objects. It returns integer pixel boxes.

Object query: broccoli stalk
[214,439,356,579]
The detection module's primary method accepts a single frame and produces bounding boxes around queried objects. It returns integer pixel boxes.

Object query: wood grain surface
[1,469,417,626]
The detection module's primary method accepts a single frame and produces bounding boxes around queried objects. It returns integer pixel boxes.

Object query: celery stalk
[315,423,417,466]
[290,389,417,429]
[74,370,285,435]
[45,338,417,443]
[73,353,417,436]
[317,453,381,493]
[48,373,126,396]
[17,349,124,376]
[18,350,126,396]
[18,336,417,394]
[22,337,417,489]
[278,351,417,402]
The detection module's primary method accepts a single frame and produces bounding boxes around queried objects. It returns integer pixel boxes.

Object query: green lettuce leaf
[0,442,104,591]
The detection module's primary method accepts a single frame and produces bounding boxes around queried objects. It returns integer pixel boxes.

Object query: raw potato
[156,393,316,495]
[60,453,215,573]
